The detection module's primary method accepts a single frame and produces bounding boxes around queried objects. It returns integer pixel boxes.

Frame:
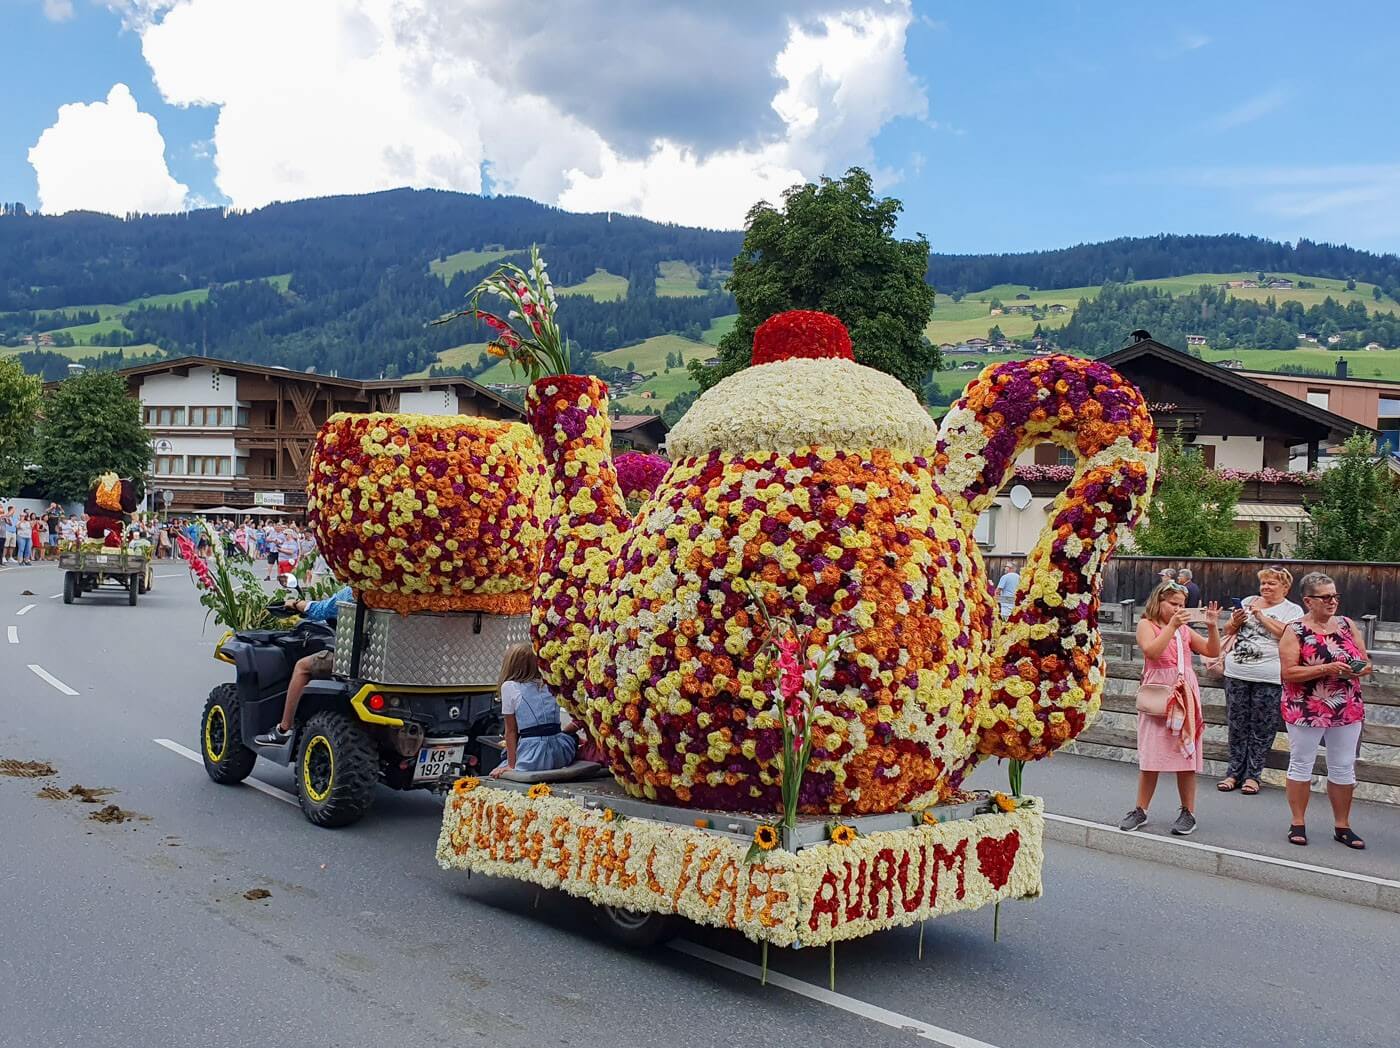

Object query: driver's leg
[255,650,332,744]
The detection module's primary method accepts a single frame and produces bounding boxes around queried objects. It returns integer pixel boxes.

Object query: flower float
[305,412,546,615]
[523,307,1155,815]
[438,783,1043,947]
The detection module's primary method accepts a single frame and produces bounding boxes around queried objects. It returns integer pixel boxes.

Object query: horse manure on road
[89,804,139,824]
[69,784,115,803]
[36,786,70,800]
[243,888,272,901]
[0,759,57,778]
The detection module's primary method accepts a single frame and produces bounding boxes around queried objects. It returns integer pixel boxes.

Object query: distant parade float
[305,412,546,615]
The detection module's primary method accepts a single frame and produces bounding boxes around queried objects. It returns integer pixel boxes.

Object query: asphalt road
[1,560,1395,1048]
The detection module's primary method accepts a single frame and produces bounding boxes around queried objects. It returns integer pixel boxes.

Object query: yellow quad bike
[200,595,514,827]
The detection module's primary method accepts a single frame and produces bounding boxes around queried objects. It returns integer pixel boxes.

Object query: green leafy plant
[434,245,569,380]
[179,522,289,631]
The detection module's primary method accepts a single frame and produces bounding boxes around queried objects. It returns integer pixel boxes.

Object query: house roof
[612,413,670,434]
[104,354,521,416]
[1100,337,1372,443]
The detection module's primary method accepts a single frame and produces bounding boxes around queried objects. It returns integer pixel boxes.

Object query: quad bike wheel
[593,906,676,948]
[295,710,379,828]
[62,572,76,604]
[200,683,257,784]
[127,574,139,605]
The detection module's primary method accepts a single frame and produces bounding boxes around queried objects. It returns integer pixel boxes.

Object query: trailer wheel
[128,574,139,605]
[62,572,76,604]
[593,905,675,948]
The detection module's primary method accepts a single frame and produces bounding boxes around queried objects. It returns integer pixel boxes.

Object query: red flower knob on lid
[751,309,854,366]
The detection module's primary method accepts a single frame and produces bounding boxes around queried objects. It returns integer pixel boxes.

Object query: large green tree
[690,167,939,397]
[0,357,41,495]
[1295,434,1400,561]
[37,370,151,502]
[1132,435,1253,558]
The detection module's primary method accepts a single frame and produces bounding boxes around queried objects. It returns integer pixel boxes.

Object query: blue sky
[4,1,1399,256]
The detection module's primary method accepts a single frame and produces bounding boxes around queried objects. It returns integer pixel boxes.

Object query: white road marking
[48,592,62,599]
[6,626,17,644]
[1043,811,1400,888]
[27,664,78,695]
[16,604,35,616]
[669,940,1002,1047]
[153,738,298,807]
[155,573,182,579]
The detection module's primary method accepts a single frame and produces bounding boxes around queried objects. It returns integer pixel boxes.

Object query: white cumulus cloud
[103,0,926,228]
[28,83,189,215]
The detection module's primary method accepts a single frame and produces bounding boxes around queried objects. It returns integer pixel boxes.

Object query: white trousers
[1284,721,1363,786]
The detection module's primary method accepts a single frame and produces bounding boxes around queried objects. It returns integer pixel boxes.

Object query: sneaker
[1171,808,1197,836]
[1119,807,1147,832]
[254,726,293,746]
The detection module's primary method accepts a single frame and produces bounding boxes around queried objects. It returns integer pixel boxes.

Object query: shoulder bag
[1136,628,1186,716]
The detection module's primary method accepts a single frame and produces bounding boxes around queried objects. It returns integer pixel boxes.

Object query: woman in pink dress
[1120,581,1221,836]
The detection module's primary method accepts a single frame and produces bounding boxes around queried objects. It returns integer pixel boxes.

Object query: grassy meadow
[655,260,706,297]
[429,248,517,282]
[558,268,629,300]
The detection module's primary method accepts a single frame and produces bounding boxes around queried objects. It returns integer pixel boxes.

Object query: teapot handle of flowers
[933,356,1158,761]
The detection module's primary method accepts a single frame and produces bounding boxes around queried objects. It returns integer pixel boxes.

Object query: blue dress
[501,680,577,772]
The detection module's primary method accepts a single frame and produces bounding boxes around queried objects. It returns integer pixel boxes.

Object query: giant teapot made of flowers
[527,311,1156,814]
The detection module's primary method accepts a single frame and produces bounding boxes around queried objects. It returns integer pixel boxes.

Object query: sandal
[1241,779,1261,795]
[1217,777,1238,792]
[1287,825,1308,846]
[1333,828,1366,850]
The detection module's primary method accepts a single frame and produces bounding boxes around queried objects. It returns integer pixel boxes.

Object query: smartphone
[1229,597,1246,610]
[1181,608,1210,625]
[1347,658,1368,674]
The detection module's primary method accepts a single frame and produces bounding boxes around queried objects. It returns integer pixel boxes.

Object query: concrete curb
[1044,812,1400,913]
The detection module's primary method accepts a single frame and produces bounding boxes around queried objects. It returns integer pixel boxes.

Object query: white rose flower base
[437,786,1044,947]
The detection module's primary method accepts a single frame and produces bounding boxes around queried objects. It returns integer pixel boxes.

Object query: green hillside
[656,260,706,297]
[1,275,293,362]
[429,247,517,281]
[559,268,628,300]
[927,271,1397,347]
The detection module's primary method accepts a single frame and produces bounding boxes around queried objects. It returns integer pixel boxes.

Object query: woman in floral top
[1278,572,1370,849]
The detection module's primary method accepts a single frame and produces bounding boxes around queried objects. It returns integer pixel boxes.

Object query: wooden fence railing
[1083,629,1400,798]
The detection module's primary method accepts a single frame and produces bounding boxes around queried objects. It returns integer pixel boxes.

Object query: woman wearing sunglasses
[1277,572,1370,849]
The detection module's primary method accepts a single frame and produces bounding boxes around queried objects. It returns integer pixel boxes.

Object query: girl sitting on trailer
[489,643,578,776]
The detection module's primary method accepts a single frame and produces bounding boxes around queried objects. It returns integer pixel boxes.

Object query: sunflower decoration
[452,776,480,796]
[526,783,553,800]
[993,792,1017,813]
[828,824,857,847]
[743,822,782,864]
[601,808,616,823]
[920,809,940,826]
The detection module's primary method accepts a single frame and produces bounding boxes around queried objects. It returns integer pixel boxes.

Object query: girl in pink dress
[1120,581,1221,836]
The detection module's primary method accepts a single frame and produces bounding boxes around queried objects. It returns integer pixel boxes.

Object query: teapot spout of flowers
[455,259,1156,814]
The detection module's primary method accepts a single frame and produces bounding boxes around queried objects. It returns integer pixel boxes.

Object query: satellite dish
[1008,484,1033,510]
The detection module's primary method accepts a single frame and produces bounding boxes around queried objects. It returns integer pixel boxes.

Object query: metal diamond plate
[333,604,530,687]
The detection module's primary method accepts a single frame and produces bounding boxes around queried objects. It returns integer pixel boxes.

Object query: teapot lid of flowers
[666,310,938,459]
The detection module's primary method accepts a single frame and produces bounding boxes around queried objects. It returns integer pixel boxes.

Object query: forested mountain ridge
[6,189,1400,386]
[0,189,741,381]
[930,233,1400,302]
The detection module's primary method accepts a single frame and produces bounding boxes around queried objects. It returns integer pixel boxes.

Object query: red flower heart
[976,831,1021,891]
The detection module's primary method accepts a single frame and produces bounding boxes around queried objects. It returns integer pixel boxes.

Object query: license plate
[413,742,464,783]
